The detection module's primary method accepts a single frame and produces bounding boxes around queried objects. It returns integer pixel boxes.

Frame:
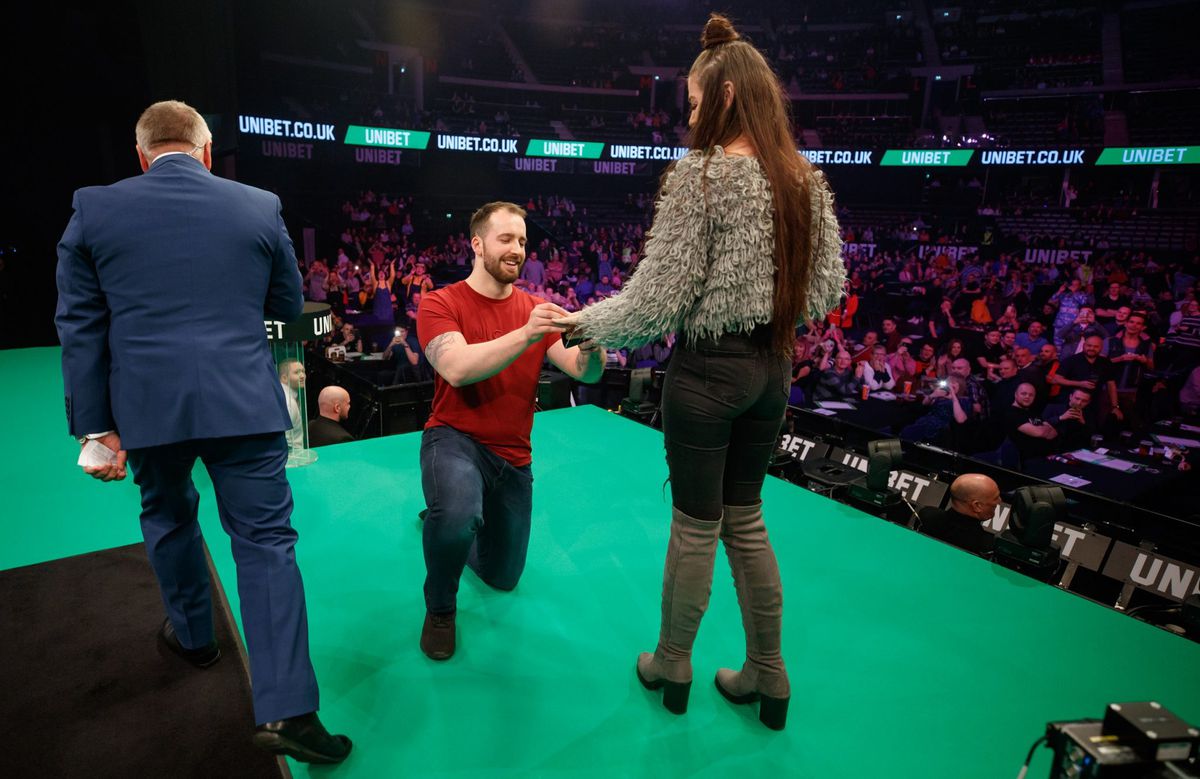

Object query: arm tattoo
[424,332,461,371]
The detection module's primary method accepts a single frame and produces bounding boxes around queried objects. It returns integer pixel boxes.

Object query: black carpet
[0,543,285,779]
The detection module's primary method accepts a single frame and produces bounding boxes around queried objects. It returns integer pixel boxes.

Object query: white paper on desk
[817,401,855,410]
[1050,473,1091,488]
[1070,449,1108,464]
[77,439,118,468]
[1155,435,1200,449]
[873,391,897,401]
[1180,423,1200,434]
[1099,457,1138,472]
[810,407,837,416]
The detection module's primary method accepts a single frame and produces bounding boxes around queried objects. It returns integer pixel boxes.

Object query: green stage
[6,346,1200,778]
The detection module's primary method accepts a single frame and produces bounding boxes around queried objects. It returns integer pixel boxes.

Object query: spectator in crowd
[1050,278,1093,346]
[977,328,1005,374]
[1107,311,1154,429]
[1106,305,1133,338]
[1094,281,1129,332]
[815,349,864,401]
[1012,346,1046,404]
[1180,365,1200,417]
[1044,388,1094,453]
[1168,299,1200,334]
[913,341,938,380]
[1056,306,1105,356]
[1053,334,1118,424]
[790,338,816,404]
[1004,382,1058,462]
[305,260,329,303]
[949,358,987,418]
[1014,320,1048,354]
[400,262,435,303]
[989,356,1022,416]
[935,337,966,378]
[888,339,919,389]
[309,386,354,447]
[1039,343,1063,400]
[880,317,902,352]
[916,473,1000,557]
[928,297,958,341]
[335,322,364,353]
[387,325,426,383]
[828,280,858,330]
[851,330,879,363]
[862,345,896,392]
[899,374,970,445]
[521,250,545,288]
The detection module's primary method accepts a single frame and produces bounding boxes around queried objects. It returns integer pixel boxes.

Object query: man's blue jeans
[420,425,533,614]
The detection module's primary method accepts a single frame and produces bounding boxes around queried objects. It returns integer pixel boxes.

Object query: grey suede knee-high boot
[636,506,722,714]
[715,501,790,730]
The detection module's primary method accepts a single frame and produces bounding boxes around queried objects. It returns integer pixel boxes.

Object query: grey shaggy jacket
[572,146,847,349]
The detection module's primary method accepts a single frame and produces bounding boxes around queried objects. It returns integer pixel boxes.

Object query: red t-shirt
[417,281,559,466]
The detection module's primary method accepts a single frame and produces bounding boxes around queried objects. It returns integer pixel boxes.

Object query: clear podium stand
[266,302,334,468]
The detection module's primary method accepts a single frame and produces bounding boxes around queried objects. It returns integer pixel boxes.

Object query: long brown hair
[687,14,816,355]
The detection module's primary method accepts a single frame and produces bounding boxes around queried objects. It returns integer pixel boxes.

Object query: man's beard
[483,249,523,284]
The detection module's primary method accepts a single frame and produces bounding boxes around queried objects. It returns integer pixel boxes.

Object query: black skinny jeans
[661,330,791,521]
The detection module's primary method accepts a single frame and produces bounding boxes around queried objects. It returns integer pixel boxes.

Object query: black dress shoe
[158,618,220,668]
[420,611,456,660]
[253,712,352,764]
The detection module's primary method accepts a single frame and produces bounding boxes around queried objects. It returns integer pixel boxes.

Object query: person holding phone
[552,15,846,730]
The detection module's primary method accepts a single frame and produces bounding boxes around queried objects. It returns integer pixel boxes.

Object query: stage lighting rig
[846,439,913,524]
[994,485,1066,580]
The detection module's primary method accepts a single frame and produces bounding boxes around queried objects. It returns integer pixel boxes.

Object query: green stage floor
[5,346,1200,778]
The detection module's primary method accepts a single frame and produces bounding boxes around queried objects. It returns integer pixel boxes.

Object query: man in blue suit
[54,100,351,764]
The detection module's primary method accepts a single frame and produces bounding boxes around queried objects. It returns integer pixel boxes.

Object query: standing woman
[555,14,845,730]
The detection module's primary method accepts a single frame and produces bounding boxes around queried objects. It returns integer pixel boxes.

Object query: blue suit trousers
[127,432,319,724]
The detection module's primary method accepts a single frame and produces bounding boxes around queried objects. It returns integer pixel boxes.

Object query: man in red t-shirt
[415,201,605,660]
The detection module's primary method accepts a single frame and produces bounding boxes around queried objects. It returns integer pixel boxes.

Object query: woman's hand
[549,311,582,329]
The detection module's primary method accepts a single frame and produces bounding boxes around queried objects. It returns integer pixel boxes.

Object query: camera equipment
[1034,701,1199,778]
[994,484,1065,579]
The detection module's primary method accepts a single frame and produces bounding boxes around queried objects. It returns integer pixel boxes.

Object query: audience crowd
[299,185,1200,473]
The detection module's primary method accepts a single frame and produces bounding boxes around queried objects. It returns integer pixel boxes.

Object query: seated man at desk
[308,386,354,447]
[916,473,1000,557]
[814,349,864,402]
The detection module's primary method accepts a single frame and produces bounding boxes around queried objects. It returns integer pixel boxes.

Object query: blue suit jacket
[55,154,304,450]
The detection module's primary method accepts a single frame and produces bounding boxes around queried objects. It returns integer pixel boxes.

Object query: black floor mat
[0,543,285,778]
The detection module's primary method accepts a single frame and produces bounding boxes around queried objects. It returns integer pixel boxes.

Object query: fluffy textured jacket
[572,145,846,349]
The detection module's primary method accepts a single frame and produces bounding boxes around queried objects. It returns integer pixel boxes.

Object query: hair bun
[700,14,740,50]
